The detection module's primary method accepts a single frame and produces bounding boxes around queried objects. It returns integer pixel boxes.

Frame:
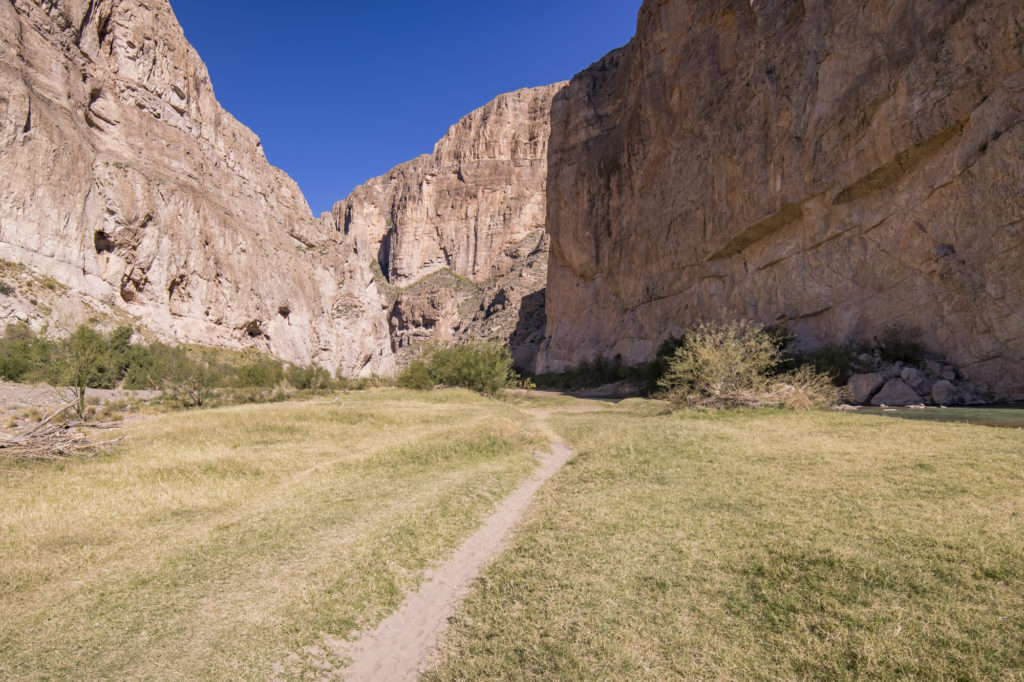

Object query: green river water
[855,404,1024,429]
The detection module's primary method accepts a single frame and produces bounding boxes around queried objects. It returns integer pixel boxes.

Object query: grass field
[427,400,1024,680]
[3,391,1023,680]
[0,390,542,680]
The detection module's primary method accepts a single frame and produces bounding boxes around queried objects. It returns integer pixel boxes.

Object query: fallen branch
[1,412,125,462]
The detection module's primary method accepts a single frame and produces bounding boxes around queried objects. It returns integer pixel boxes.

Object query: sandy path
[342,412,572,681]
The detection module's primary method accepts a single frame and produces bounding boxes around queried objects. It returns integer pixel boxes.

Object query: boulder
[847,373,885,404]
[900,367,926,390]
[931,380,957,406]
[871,380,923,407]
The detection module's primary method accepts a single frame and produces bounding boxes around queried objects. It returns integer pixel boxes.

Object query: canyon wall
[0,0,393,376]
[331,83,565,368]
[539,0,1024,398]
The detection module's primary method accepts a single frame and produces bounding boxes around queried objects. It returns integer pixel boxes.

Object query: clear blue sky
[168,1,643,215]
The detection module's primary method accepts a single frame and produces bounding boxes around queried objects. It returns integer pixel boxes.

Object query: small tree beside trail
[51,326,112,419]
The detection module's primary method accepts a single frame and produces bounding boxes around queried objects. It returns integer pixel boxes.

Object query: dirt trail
[342,410,573,681]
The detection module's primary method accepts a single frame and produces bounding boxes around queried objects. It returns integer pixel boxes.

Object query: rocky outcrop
[330,84,565,368]
[0,0,393,377]
[538,0,1024,399]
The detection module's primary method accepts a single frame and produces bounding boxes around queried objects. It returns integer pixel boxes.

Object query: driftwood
[0,401,125,462]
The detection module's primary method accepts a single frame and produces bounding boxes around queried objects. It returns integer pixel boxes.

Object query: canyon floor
[1,391,1022,680]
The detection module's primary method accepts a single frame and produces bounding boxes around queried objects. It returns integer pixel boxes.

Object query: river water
[854,404,1024,429]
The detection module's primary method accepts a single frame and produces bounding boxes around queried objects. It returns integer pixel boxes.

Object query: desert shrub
[397,360,434,390]
[0,323,43,381]
[232,359,284,388]
[0,281,14,296]
[218,387,287,406]
[123,342,175,389]
[762,365,844,410]
[878,325,926,364]
[658,320,838,410]
[658,320,778,401]
[427,342,514,396]
[105,326,135,378]
[398,342,513,396]
[285,364,332,390]
[159,348,221,407]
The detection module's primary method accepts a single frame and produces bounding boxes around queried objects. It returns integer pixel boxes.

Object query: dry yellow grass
[427,403,1024,680]
[0,389,541,680]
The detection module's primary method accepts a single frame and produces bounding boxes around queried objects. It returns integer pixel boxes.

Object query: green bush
[658,320,839,409]
[158,347,221,407]
[284,364,332,390]
[397,360,434,390]
[428,342,514,396]
[658,320,778,401]
[398,342,513,396]
[0,323,44,382]
[232,360,284,388]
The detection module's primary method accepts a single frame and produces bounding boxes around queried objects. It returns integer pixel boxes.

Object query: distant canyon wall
[0,0,393,377]
[538,0,1024,398]
[331,83,565,368]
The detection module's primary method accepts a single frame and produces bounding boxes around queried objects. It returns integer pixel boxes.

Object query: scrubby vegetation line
[0,322,385,412]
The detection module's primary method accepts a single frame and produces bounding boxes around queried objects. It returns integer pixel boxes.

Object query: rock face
[330,84,565,368]
[539,0,1024,399]
[0,0,393,377]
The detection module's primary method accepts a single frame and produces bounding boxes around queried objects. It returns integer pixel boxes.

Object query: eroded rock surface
[0,0,393,377]
[539,0,1024,399]
[330,84,564,368]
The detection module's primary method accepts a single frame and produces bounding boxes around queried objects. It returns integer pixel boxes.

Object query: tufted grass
[0,389,541,680]
[427,402,1024,680]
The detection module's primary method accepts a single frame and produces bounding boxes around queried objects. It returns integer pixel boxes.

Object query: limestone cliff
[0,0,393,377]
[539,0,1024,398]
[330,84,565,369]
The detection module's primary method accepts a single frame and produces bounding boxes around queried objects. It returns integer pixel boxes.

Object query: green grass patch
[427,405,1024,680]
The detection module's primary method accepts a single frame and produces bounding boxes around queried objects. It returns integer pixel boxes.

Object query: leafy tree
[51,325,113,418]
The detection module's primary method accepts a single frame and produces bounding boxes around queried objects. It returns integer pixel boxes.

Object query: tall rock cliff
[539,0,1024,397]
[0,0,393,377]
[331,83,565,368]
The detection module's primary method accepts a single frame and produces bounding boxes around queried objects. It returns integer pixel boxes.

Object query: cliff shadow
[509,288,546,374]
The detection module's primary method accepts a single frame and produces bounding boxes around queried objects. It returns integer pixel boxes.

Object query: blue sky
[169,1,643,215]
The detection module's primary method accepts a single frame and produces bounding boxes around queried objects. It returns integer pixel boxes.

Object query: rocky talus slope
[331,84,565,369]
[538,0,1024,399]
[0,0,393,377]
